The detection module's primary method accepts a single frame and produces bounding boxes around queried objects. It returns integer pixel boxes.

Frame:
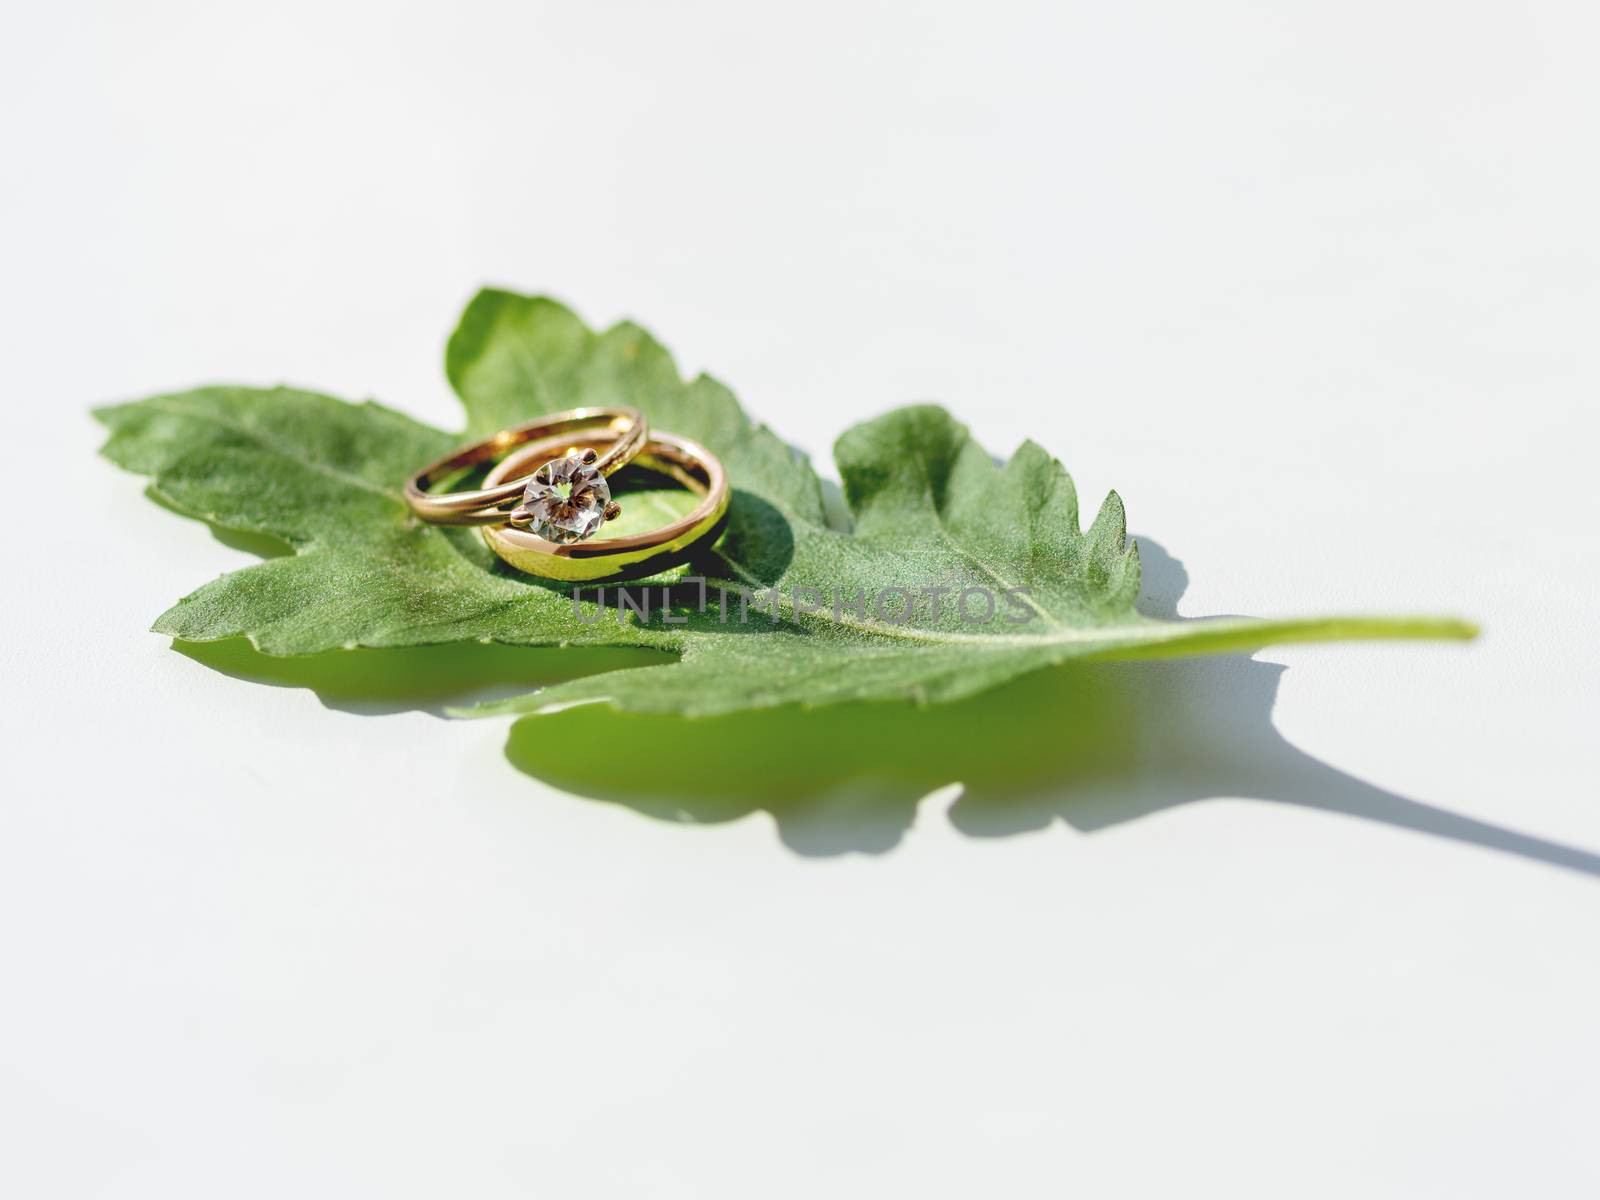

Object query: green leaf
[96,287,1476,716]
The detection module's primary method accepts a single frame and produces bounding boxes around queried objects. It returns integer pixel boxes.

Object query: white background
[4,2,1598,1196]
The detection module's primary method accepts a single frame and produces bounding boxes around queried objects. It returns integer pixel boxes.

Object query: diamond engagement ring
[479,429,730,581]
[402,406,646,528]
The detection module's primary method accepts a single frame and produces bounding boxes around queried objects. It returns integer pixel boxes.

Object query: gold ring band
[403,406,646,526]
[480,430,730,582]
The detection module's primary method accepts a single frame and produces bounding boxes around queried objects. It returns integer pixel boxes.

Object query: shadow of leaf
[174,638,675,716]
[503,647,1600,874]
[496,539,1600,875]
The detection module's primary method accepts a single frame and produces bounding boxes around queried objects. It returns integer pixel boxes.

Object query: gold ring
[402,406,646,528]
[480,430,730,582]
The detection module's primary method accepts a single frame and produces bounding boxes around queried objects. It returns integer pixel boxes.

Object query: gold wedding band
[403,406,646,527]
[480,430,730,582]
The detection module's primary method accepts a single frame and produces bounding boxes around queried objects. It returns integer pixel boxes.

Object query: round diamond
[517,454,612,543]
